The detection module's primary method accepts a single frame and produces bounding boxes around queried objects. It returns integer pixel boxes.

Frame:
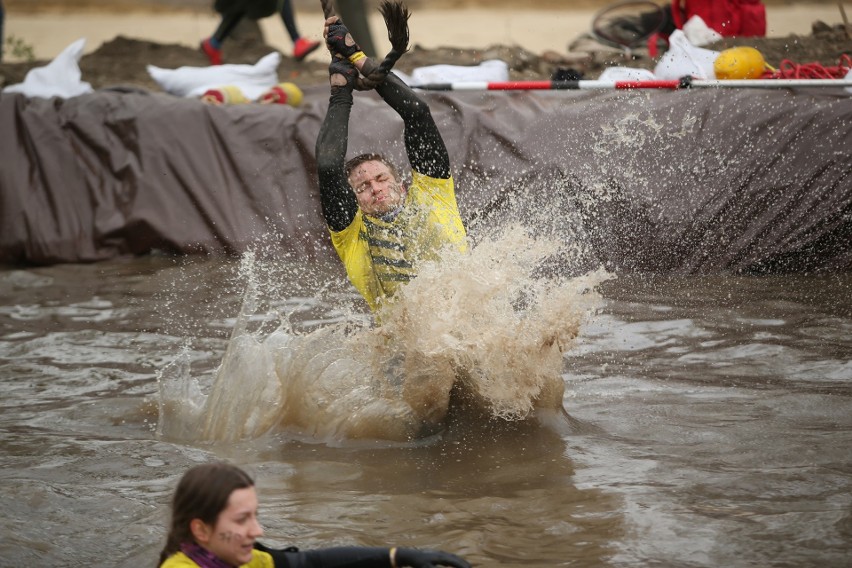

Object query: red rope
[763,54,852,79]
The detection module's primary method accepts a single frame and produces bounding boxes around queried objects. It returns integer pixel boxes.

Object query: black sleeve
[374,73,451,180]
[255,542,392,568]
[315,88,360,232]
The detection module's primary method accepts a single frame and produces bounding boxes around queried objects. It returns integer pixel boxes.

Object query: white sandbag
[682,15,724,46]
[654,30,719,80]
[3,38,94,98]
[599,67,658,82]
[395,60,509,86]
[147,52,281,99]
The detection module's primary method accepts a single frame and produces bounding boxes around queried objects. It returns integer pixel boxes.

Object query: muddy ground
[1,3,850,92]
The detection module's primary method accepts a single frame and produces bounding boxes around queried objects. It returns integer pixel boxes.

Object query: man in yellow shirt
[315,17,467,313]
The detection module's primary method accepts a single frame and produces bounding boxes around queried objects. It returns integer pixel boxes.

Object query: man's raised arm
[374,73,451,180]
[315,57,360,232]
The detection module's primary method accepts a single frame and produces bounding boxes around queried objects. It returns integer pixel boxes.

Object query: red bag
[671,0,766,37]
[649,0,766,57]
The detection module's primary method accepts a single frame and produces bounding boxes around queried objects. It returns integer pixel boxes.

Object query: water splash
[157,204,611,446]
[376,225,608,421]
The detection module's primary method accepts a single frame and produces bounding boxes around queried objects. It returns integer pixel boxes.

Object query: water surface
[0,257,850,566]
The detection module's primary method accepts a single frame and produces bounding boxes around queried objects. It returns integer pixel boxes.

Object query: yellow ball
[714,47,767,80]
[200,85,250,105]
[277,82,303,106]
[259,82,304,106]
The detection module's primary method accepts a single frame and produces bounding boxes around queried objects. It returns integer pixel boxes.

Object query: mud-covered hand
[324,16,366,64]
[393,548,472,568]
[328,57,358,91]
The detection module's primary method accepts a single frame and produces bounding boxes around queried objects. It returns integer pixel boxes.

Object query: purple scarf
[180,541,237,568]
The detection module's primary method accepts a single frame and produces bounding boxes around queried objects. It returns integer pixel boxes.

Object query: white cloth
[395,60,509,86]
[682,15,724,46]
[147,52,281,99]
[598,67,658,82]
[654,30,719,80]
[2,38,94,98]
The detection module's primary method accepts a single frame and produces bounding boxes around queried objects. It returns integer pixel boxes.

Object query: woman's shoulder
[160,552,198,568]
[248,548,276,567]
[160,550,274,568]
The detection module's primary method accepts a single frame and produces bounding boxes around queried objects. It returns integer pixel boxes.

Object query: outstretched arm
[255,543,471,568]
[315,58,360,232]
[325,16,451,180]
[374,72,451,180]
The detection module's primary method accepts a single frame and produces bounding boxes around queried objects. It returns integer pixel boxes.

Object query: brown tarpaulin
[1,85,850,271]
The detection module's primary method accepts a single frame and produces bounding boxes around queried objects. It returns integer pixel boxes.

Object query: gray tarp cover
[1,86,850,271]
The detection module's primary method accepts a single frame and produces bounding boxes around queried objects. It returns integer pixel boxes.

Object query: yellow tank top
[161,549,274,568]
[330,171,467,312]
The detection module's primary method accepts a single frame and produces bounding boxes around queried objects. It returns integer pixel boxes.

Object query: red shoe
[293,37,320,62]
[201,38,222,66]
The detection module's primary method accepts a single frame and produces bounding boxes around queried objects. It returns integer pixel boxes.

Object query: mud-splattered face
[348,160,406,216]
[193,486,263,566]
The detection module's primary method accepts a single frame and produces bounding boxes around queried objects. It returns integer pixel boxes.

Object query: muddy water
[1,256,850,567]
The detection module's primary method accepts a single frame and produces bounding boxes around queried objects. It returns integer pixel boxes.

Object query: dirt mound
[1,20,849,92]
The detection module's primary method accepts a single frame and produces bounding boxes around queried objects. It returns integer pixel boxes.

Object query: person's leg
[201,8,245,65]
[0,1,5,63]
[278,0,300,43]
[211,9,246,46]
[281,0,319,61]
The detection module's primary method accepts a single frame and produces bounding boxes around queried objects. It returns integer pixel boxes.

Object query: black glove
[328,57,358,91]
[394,548,472,568]
[325,19,365,62]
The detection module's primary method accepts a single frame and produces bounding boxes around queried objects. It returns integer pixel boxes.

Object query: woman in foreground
[159,462,471,568]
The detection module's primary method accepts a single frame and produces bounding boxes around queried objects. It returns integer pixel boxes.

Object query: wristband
[348,51,367,64]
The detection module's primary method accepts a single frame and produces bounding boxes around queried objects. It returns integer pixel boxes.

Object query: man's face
[348,160,405,216]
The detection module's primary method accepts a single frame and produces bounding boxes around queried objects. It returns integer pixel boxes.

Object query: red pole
[413,78,852,91]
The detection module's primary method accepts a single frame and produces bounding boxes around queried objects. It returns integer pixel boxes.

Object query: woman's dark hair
[345,153,401,183]
[158,462,255,566]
